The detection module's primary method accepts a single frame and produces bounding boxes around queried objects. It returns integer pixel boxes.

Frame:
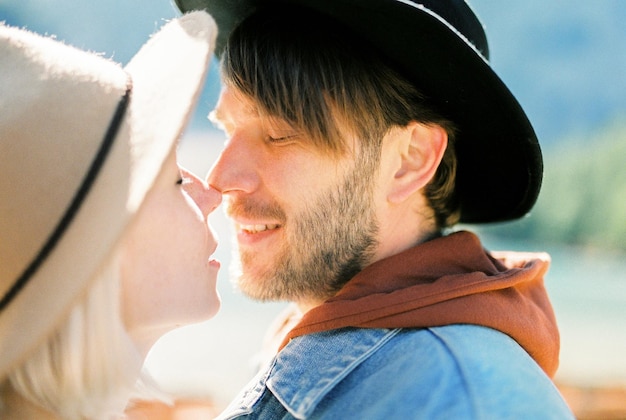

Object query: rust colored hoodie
[279,230,560,377]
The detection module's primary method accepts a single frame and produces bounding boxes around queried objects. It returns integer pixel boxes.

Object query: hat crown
[413,0,489,59]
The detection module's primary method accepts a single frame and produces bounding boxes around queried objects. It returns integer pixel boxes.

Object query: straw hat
[0,11,216,379]
[175,0,543,224]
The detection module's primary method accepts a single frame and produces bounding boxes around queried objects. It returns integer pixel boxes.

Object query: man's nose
[206,134,259,196]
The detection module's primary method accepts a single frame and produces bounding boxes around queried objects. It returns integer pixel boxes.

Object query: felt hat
[175,0,543,224]
[0,11,216,380]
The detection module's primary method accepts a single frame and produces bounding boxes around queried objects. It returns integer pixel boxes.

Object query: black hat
[176,0,543,224]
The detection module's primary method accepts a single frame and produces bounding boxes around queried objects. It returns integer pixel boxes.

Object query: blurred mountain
[1,0,624,145]
[469,0,626,148]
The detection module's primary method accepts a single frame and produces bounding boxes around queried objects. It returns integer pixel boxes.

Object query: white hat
[0,11,217,379]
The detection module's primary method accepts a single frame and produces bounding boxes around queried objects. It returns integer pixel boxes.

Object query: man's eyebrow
[209,102,259,126]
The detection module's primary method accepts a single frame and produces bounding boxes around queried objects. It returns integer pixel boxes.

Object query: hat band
[0,87,132,313]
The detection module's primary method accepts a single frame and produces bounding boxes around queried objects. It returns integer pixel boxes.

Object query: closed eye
[266,134,298,144]
[176,171,193,186]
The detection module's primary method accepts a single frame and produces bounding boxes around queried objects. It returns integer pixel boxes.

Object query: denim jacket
[216,325,574,419]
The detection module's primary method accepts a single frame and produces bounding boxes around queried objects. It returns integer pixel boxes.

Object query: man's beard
[228,159,379,303]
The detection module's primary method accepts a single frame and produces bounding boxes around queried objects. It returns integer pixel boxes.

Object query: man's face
[208,86,379,306]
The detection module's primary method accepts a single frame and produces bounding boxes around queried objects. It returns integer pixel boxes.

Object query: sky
[2,0,625,146]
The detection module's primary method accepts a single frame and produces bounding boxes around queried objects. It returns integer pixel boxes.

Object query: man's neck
[296,299,324,314]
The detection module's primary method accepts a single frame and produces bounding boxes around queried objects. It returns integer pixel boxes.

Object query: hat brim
[0,12,216,379]
[176,0,542,224]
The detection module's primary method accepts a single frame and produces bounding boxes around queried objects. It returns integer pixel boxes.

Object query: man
[176,0,575,418]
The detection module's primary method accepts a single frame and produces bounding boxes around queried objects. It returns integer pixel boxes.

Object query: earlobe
[388,122,448,204]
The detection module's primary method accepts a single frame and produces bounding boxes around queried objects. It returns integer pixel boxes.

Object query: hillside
[476,120,626,251]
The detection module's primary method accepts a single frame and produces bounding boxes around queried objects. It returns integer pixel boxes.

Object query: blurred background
[2,0,625,417]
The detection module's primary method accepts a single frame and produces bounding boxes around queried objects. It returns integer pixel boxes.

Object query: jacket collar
[268,328,399,419]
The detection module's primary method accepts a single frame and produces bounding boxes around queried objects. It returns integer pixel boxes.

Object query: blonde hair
[3,251,164,419]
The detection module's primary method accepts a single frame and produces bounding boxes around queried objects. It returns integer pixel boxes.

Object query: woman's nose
[180,167,222,218]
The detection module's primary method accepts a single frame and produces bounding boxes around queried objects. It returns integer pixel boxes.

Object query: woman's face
[120,148,221,353]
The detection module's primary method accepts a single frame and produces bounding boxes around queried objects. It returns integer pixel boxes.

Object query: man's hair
[222,5,461,227]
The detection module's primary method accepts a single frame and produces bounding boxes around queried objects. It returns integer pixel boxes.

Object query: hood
[280,231,560,377]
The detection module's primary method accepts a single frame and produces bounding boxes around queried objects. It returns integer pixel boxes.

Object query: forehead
[211,86,258,123]
[211,84,356,158]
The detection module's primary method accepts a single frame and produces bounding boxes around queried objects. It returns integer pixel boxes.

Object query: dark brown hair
[221,5,461,227]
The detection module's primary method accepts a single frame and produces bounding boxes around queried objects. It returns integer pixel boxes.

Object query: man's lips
[238,223,281,234]
[234,219,283,246]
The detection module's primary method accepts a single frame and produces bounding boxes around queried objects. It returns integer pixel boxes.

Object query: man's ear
[388,122,448,204]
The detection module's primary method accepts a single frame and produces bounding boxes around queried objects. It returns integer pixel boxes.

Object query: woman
[0,11,220,419]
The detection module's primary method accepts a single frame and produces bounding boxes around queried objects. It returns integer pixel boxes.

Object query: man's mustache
[225,197,286,222]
